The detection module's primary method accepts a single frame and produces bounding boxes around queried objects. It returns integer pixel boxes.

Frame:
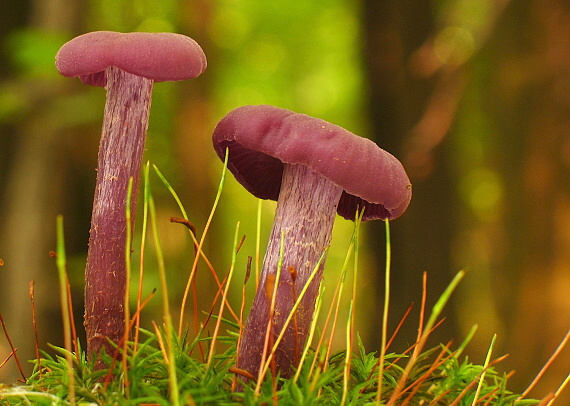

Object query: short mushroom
[56,31,206,361]
[212,105,412,380]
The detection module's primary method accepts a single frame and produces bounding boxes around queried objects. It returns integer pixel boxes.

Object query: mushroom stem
[84,66,153,361]
[237,163,343,379]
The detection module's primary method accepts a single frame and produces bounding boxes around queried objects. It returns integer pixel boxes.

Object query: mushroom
[55,31,206,360]
[212,105,412,380]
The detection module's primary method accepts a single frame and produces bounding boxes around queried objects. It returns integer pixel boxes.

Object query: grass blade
[55,215,75,404]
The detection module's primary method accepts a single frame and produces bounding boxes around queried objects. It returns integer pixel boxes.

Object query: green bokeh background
[0,0,568,402]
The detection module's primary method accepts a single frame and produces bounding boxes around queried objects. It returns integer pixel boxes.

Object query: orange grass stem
[519,328,570,401]
[0,313,26,381]
[29,281,42,377]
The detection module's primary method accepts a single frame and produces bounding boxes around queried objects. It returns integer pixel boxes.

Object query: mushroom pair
[56,31,412,382]
[212,105,412,380]
[56,31,206,360]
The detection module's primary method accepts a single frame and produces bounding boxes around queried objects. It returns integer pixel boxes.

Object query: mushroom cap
[55,31,207,87]
[212,105,412,221]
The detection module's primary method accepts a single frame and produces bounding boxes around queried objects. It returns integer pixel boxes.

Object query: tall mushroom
[212,105,412,380]
[55,31,206,360]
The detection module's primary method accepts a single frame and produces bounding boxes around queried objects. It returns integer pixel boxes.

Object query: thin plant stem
[417,273,428,344]
[207,221,240,369]
[0,351,15,370]
[130,289,156,330]
[376,219,391,404]
[288,266,300,365]
[232,255,252,391]
[201,235,245,334]
[448,354,509,406]
[311,274,342,379]
[197,237,245,360]
[55,215,74,404]
[401,342,454,405]
[255,231,286,396]
[348,212,362,344]
[151,320,167,362]
[519,328,570,401]
[65,278,79,361]
[255,199,262,289]
[0,314,26,382]
[169,216,240,324]
[425,271,465,334]
[148,181,179,406]
[311,223,357,397]
[28,281,41,378]
[341,212,363,406]
[177,150,229,337]
[472,334,496,405]
[550,373,570,406]
[385,303,414,352]
[321,220,359,375]
[239,257,252,333]
[455,324,478,359]
[134,163,151,353]
[122,177,134,394]
[388,270,465,405]
[154,167,233,320]
[341,300,353,406]
[153,165,201,357]
[293,288,324,383]
[540,394,558,406]
[152,165,189,220]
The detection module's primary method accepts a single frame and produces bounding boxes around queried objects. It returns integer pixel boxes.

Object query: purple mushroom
[56,31,206,360]
[212,105,412,380]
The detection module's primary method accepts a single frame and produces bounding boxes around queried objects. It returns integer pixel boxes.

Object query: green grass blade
[147,168,179,406]
[178,148,229,336]
[124,177,134,374]
[134,162,151,353]
[472,334,497,405]
[377,219,391,403]
[425,270,465,335]
[153,164,189,220]
[55,215,75,404]
[206,221,240,369]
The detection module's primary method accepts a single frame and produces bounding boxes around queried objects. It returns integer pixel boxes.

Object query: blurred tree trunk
[0,0,79,382]
[490,0,570,399]
[362,0,459,350]
[171,0,221,333]
[363,0,569,402]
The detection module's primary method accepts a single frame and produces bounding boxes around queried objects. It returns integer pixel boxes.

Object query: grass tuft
[0,164,566,405]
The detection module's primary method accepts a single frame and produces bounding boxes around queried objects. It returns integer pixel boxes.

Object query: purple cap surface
[55,31,207,87]
[212,105,412,221]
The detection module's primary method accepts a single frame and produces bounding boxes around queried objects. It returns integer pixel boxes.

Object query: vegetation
[0,166,565,405]
[1,1,569,404]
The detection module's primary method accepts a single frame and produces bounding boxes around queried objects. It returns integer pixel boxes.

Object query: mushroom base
[84,66,153,363]
[237,163,343,382]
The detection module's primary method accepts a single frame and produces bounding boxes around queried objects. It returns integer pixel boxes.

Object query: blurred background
[0,0,568,402]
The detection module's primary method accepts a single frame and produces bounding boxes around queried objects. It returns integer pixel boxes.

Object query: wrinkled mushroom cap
[55,31,207,87]
[212,105,412,221]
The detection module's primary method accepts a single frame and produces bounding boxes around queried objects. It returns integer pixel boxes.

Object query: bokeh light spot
[243,39,286,76]
[209,8,250,49]
[460,168,503,220]
[296,73,338,115]
[434,26,475,66]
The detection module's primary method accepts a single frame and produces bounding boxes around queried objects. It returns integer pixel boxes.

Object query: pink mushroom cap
[213,105,412,221]
[55,31,207,87]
